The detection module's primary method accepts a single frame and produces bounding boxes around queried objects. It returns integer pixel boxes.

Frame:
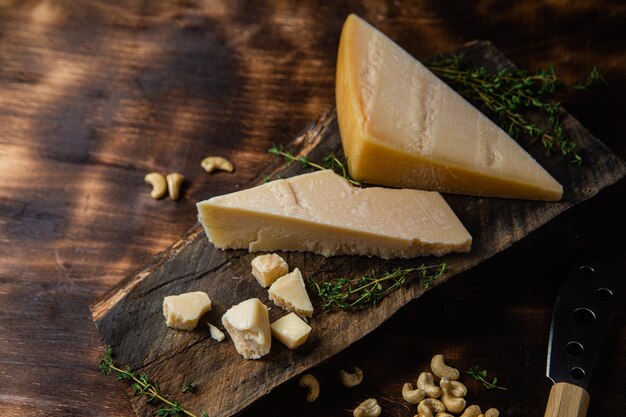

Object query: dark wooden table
[1,1,624,416]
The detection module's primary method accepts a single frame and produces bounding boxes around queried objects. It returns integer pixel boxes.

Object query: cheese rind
[270,313,312,349]
[162,291,212,331]
[251,253,289,287]
[268,268,314,318]
[197,170,472,259]
[336,14,563,201]
[221,298,271,359]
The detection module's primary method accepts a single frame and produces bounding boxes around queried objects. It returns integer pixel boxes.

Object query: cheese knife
[544,260,625,417]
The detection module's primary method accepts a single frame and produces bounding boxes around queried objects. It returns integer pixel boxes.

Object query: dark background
[0,1,624,416]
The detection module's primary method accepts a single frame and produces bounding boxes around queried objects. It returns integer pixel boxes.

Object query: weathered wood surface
[2,2,626,417]
[91,42,625,417]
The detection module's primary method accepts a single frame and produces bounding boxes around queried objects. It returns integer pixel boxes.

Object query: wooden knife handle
[544,382,590,417]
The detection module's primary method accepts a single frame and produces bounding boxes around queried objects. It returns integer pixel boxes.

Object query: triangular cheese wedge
[197,170,472,259]
[336,14,563,201]
[268,268,314,318]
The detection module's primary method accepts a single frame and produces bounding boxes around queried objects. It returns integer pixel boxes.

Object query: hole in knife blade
[570,367,586,380]
[566,341,584,357]
[572,308,596,327]
[578,265,595,279]
[597,288,613,301]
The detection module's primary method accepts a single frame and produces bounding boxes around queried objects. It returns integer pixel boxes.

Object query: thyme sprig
[100,347,207,417]
[427,56,603,165]
[466,365,508,390]
[268,144,361,186]
[182,380,196,394]
[312,263,446,310]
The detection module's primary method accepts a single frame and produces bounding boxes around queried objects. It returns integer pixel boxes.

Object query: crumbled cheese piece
[271,313,312,349]
[221,298,271,360]
[163,291,212,331]
[251,253,289,287]
[268,268,314,318]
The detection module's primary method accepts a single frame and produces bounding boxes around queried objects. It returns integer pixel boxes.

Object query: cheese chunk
[336,14,563,201]
[268,268,314,318]
[208,322,225,342]
[271,313,312,349]
[162,291,212,331]
[197,170,471,259]
[221,298,271,359]
[251,253,289,287]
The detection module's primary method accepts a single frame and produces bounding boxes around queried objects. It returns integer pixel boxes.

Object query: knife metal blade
[546,259,625,389]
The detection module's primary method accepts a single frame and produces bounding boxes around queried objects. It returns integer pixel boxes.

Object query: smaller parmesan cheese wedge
[208,322,225,342]
[197,170,472,259]
[221,298,271,360]
[271,313,312,349]
[251,253,289,287]
[163,291,212,331]
[268,268,314,318]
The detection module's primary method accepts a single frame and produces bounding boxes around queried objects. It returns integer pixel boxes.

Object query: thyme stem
[100,347,206,417]
[312,263,447,310]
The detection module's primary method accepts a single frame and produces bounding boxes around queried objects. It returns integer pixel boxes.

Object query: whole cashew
[484,408,500,417]
[435,413,455,417]
[353,398,381,417]
[440,377,467,398]
[440,388,466,413]
[402,382,426,404]
[417,372,441,398]
[144,172,167,199]
[338,367,363,388]
[201,156,234,173]
[431,354,459,381]
[298,373,319,402]
[459,405,482,417]
[166,173,184,200]
[417,398,446,417]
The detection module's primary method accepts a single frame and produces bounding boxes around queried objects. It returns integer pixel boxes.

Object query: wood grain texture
[91,42,625,417]
[544,383,590,417]
[1,1,625,417]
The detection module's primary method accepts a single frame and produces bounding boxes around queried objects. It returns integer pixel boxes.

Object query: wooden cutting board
[90,41,626,417]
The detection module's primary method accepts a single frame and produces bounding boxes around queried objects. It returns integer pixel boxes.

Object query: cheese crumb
[208,322,225,342]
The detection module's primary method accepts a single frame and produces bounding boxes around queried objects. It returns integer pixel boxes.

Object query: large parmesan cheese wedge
[336,14,563,201]
[197,170,471,259]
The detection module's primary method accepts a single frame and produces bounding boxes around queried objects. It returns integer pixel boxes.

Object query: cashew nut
[402,382,426,404]
[440,389,466,413]
[439,377,467,398]
[417,372,441,398]
[435,414,455,417]
[338,367,363,388]
[459,405,482,417]
[144,172,167,199]
[431,354,459,381]
[201,156,234,173]
[166,173,184,200]
[484,408,499,417]
[353,398,381,417]
[298,373,319,402]
[417,398,446,417]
